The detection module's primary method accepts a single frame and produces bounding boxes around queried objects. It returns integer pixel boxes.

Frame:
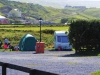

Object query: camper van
[54,31,72,50]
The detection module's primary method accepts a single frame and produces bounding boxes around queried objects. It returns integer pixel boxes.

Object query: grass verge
[91,71,100,75]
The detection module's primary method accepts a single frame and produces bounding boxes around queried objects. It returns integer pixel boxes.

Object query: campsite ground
[0,50,100,75]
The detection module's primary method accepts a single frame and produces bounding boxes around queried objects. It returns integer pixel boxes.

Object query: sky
[10,0,100,8]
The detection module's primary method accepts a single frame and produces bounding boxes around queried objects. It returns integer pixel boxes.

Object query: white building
[0,15,9,24]
[8,9,22,18]
[73,6,86,9]
[64,5,72,9]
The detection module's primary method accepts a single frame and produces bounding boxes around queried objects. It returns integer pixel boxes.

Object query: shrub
[69,19,100,55]
[41,29,55,34]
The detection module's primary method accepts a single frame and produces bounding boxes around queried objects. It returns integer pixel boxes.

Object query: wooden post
[2,63,7,75]
[29,69,36,75]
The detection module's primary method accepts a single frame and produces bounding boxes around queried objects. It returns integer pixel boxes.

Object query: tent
[0,15,9,24]
[19,34,38,51]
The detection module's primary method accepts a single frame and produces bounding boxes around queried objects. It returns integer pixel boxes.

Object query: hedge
[69,19,100,55]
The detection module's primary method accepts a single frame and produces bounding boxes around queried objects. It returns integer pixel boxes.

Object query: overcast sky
[10,0,100,8]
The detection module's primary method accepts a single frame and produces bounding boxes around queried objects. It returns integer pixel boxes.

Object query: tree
[61,18,68,23]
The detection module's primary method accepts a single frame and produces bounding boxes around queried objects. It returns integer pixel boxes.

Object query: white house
[8,9,22,18]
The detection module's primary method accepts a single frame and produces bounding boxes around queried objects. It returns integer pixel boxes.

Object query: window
[62,36,69,43]
[54,36,56,42]
[57,36,69,43]
[57,36,61,42]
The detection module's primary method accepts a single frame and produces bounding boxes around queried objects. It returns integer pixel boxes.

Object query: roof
[0,15,6,19]
[55,31,66,34]
[54,31,69,36]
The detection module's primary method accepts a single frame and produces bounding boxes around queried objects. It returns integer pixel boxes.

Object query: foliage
[0,3,4,7]
[92,71,100,75]
[83,8,100,18]
[41,29,55,34]
[69,19,100,55]
[61,18,68,23]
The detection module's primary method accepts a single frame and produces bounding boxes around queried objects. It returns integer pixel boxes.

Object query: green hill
[0,0,100,23]
[83,8,100,18]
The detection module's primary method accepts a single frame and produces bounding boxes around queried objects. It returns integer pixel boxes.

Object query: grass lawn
[0,25,69,31]
[0,49,12,52]
[92,71,100,75]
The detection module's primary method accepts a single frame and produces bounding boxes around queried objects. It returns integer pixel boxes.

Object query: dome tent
[19,34,38,51]
[0,15,9,24]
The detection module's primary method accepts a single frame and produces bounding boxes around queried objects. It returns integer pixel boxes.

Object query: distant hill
[0,0,100,23]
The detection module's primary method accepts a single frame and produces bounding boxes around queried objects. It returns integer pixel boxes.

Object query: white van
[54,31,72,50]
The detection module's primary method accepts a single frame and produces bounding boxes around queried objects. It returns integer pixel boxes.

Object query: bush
[41,29,55,34]
[69,19,100,55]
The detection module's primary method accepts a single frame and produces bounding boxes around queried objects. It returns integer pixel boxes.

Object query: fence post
[29,69,36,75]
[2,63,7,75]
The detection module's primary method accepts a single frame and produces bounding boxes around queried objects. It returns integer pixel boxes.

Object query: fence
[0,61,58,75]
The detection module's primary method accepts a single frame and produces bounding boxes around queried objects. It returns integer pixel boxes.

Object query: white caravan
[54,31,72,50]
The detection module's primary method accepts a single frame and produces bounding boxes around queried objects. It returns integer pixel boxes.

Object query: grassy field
[0,25,69,49]
[0,26,68,31]
[92,71,100,75]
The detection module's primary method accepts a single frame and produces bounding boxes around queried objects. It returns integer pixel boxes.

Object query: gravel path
[0,51,100,75]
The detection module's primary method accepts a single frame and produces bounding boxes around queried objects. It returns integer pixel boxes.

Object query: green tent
[19,34,38,51]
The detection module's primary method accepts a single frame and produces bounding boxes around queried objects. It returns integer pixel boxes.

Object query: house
[8,9,22,18]
[0,15,9,24]
[64,5,86,9]
[64,5,72,9]
[73,6,86,9]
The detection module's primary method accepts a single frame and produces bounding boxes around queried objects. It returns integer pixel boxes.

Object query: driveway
[0,51,100,75]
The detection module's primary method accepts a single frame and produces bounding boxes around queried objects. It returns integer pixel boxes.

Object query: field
[0,25,68,31]
[0,25,69,49]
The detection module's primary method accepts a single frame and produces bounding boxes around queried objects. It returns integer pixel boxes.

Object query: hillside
[0,0,66,23]
[0,0,100,23]
[83,8,100,18]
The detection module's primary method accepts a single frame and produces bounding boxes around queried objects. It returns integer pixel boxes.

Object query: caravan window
[57,36,61,42]
[57,36,69,43]
[54,36,56,42]
[62,36,69,43]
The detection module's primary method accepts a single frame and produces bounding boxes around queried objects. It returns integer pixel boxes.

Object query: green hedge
[69,19,100,55]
